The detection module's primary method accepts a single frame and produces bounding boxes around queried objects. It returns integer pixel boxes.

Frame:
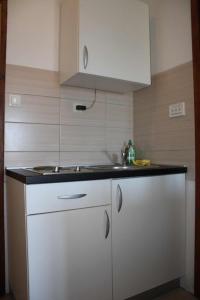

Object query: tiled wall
[5,65,133,168]
[134,61,195,180]
[134,61,195,292]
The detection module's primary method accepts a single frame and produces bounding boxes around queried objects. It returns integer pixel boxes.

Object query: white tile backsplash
[5,94,60,124]
[6,65,60,97]
[106,91,133,106]
[5,65,133,167]
[5,152,59,168]
[60,86,96,101]
[106,103,132,128]
[60,125,106,152]
[5,123,60,152]
[60,151,112,166]
[60,98,106,127]
[106,127,133,152]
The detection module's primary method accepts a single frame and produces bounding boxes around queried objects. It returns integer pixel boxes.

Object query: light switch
[9,94,21,107]
[169,102,186,118]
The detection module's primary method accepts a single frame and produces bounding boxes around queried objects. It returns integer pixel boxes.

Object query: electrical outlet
[9,94,21,107]
[169,102,186,118]
[73,103,86,112]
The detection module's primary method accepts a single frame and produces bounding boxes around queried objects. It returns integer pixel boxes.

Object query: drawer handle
[57,193,87,200]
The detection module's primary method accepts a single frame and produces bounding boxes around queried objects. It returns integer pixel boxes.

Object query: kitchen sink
[26,164,160,175]
[86,164,160,171]
[27,166,96,175]
[86,165,136,171]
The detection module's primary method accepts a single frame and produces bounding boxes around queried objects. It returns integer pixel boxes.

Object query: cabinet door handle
[104,210,110,239]
[83,45,89,69]
[117,184,123,213]
[57,193,87,200]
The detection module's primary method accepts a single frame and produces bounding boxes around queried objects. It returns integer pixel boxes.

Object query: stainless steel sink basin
[112,165,138,170]
[86,165,133,170]
[26,164,160,175]
[27,166,96,175]
[85,164,160,171]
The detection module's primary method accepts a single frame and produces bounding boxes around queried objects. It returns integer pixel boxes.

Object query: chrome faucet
[121,144,128,166]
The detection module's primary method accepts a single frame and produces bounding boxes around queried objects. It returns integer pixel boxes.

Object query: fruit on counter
[132,160,151,166]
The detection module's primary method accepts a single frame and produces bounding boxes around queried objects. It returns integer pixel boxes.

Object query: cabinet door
[27,206,112,300]
[112,174,186,300]
[79,0,150,85]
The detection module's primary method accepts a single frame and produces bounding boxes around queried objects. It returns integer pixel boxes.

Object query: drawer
[26,180,111,215]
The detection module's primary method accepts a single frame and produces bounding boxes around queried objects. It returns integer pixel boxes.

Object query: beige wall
[7,0,61,71]
[7,0,193,74]
[142,0,192,75]
[135,63,194,178]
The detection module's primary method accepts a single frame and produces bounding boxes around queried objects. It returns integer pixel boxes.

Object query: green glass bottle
[127,140,136,165]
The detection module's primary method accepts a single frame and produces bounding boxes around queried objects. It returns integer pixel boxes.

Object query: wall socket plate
[9,94,21,107]
[73,103,85,112]
[169,102,186,118]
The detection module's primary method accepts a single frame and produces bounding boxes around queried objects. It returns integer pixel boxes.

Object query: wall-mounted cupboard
[59,0,151,93]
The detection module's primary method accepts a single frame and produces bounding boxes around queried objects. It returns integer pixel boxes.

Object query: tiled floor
[0,289,197,300]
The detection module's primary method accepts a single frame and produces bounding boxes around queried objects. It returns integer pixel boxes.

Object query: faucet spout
[121,144,128,166]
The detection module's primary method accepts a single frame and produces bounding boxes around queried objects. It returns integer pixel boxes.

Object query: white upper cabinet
[59,0,151,93]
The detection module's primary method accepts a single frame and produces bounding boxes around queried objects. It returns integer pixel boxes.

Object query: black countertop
[6,165,187,185]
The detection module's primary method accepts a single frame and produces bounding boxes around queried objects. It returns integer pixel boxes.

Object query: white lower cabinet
[7,178,112,300]
[112,174,186,300]
[7,174,186,300]
[27,206,112,300]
